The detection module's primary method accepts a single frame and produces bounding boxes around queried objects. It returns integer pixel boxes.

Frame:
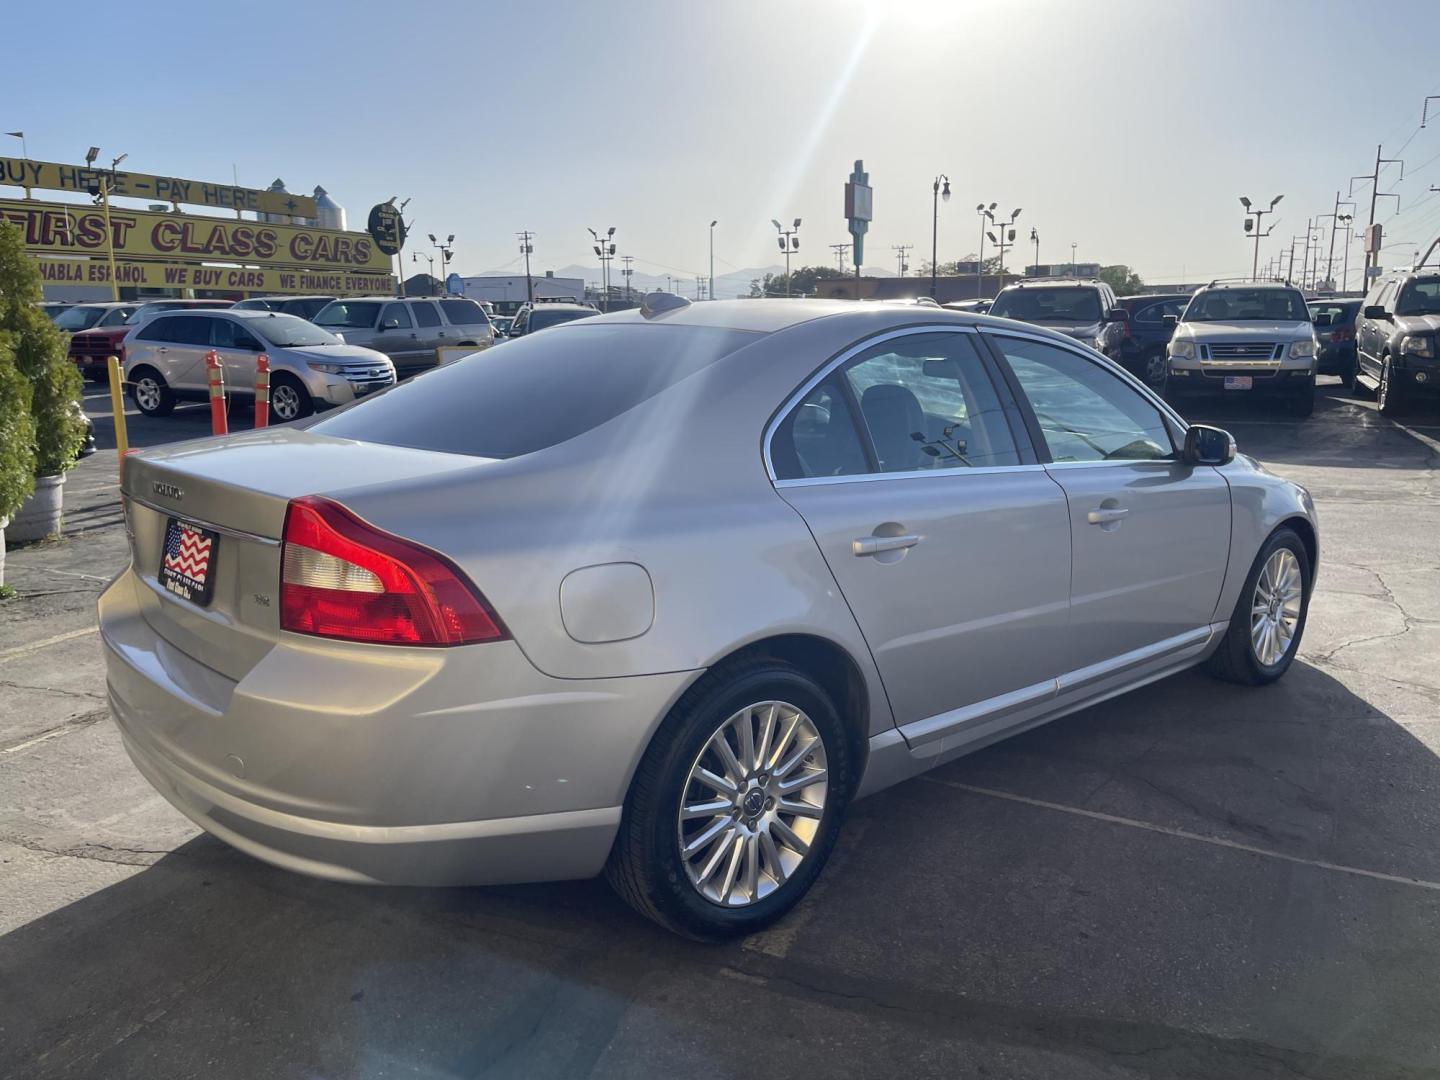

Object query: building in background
[460,272,586,313]
[1024,262,1103,278]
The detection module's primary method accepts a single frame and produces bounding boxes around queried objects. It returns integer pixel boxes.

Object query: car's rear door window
[411,302,442,328]
[310,323,759,459]
[439,299,489,326]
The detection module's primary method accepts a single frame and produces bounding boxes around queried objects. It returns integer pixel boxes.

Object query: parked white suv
[123,310,395,422]
[313,296,494,379]
[1164,282,1318,417]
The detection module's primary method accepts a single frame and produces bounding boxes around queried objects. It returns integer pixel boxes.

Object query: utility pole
[621,254,634,302]
[892,243,912,277]
[829,242,851,274]
[1240,194,1283,281]
[517,230,535,304]
[1351,144,1404,289]
[708,220,717,302]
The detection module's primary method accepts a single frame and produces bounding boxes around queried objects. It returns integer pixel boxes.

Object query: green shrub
[0,330,37,521]
[0,221,85,477]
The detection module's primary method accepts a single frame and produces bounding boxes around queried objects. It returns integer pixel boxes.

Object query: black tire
[1142,348,1168,389]
[1209,526,1312,686]
[129,366,175,417]
[269,373,314,422]
[1377,356,1408,417]
[606,656,853,940]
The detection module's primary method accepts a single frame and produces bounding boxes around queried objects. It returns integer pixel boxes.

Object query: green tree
[1098,264,1145,296]
[748,265,847,298]
[0,329,36,524]
[0,222,84,477]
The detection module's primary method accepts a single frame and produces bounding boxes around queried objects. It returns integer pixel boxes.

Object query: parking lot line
[923,776,1440,894]
[0,626,98,663]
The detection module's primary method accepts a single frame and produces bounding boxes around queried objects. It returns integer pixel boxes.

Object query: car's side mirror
[1162,314,1178,328]
[1182,423,1236,466]
[1313,312,1333,326]
[1106,307,1129,323]
[380,318,401,330]
[1363,305,1389,320]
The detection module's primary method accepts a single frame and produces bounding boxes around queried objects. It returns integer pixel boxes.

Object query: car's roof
[528,303,598,312]
[244,294,336,301]
[1118,293,1191,302]
[998,279,1103,290]
[137,299,230,307]
[1201,281,1297,291]
[69,301,135,309]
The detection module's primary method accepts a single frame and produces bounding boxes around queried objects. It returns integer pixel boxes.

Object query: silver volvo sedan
[101,295,1318,938]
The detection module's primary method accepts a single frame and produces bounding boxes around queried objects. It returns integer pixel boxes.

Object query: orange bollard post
[254,353,270,429]
[205,349,228,436]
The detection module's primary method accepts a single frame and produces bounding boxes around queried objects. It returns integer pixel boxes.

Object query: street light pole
[1239,194,1283,281]
[1338,215,1355,291]
[709,220,717,301]
[772,218,801,296]
[930,174,950,298]
[975,203,995,297]
[1071,241,1077,277]
[988,208,1022,280]
[589,226,616,311]
[1029,227,1040,276]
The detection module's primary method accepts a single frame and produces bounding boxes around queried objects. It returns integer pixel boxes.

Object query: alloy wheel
[677,700,828,907]
[1146,352,1167,387]
[1379,362,1389,410]
[135,377,162,412]
[1250,548,1303,666]
[271,384,302,421]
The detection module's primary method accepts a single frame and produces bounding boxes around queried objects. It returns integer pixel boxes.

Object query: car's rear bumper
[99,568,696,886]
[1316,344,1355,373]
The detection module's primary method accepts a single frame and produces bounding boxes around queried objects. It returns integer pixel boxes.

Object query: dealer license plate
[159,519,218,607]
[1223,376,1253,390]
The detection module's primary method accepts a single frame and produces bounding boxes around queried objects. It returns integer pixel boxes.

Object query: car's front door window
[988,336,1173,463]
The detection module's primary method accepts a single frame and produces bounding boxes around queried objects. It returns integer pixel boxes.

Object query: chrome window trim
[763,324,998,483]
[776,463,1047,489]
[129,495,281,547]
[980,327,1191,441]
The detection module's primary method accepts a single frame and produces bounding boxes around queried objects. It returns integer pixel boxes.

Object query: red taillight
[279,495,507,646]
[1333,327,1354,342]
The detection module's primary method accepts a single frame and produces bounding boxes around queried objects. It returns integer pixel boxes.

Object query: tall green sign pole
[845,160,872,300]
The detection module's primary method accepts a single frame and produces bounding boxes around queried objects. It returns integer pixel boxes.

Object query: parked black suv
[1308,297,1361,387]
[1354,272,1440,415]
[1114,293,1192,387]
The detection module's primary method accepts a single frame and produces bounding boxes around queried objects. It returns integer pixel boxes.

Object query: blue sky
[7,0,1440,291]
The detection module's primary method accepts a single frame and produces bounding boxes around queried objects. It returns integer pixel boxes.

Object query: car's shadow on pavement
[4,663,1440,1079]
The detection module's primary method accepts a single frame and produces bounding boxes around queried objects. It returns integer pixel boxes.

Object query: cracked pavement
[2,382,1439,1079]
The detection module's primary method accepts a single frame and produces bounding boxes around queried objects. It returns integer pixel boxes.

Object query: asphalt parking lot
[2,379,1439,1080]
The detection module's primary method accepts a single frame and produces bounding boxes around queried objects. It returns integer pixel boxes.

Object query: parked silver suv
[313,296,494,378]
[1164,281,1317,417]
[122,310,395,421]
[987,279,1127,361]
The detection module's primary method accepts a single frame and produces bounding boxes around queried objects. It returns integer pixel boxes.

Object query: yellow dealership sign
[35,258,395,296]
[1,197,391,273]
[0,157,318,218]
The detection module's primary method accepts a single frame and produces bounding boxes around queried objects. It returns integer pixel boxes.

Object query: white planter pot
[8,474,65,544]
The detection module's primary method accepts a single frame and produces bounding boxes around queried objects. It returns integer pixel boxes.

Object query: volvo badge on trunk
[153,481,183,501]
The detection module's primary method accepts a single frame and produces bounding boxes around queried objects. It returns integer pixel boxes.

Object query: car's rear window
[989,287,1102,323]
[439,299,490,326]
[310,322,759,459]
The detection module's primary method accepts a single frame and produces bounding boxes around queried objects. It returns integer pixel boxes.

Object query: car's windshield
[251,314,342,348]
[530,308,598,331]
[1395,278,1440,316]
[311,323,758,458]
[314,301,383,329]
[53,306,110,331]
[988,287,1102,323]
[1184,289,1308,322]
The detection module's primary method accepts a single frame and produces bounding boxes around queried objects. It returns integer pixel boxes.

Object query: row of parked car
[48,294,602,422]
[960,269,1440,419]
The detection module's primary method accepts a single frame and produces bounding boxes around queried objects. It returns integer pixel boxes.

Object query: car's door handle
[156,346,167,353]
[1087,507,1129,525]
[852,534,922,556]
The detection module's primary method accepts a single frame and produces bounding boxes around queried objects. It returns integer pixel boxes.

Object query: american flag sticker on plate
[161,519,218,606]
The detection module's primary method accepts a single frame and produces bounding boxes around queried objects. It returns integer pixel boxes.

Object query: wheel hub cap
[677,700,828,908]
[1250,548,1303,667]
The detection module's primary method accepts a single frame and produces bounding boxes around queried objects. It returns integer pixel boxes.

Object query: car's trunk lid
[122,429,491,680]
